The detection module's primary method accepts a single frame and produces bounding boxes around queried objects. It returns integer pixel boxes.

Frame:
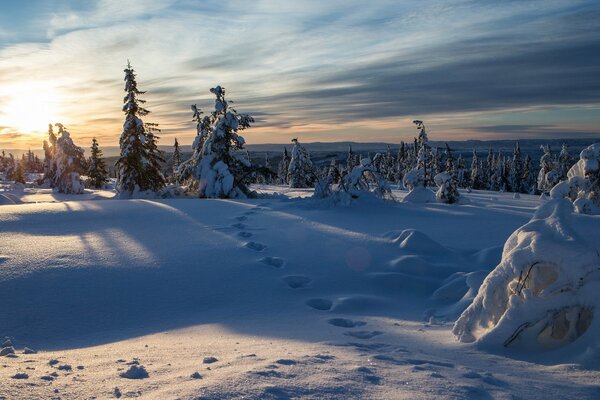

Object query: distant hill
[4,138,598,160]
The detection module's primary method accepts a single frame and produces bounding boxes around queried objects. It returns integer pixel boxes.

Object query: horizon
[1,0,599,149]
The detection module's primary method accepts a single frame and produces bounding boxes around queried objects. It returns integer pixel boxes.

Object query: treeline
[0,61,582,200]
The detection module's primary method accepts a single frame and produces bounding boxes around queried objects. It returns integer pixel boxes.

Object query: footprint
[406,359,454,368]
[343,331,383,339]
[282,275,311,288]
[245,242,267,251]
[232,223,247,229]
[275,359,297,366]
[306,298,332,311]
[259,256,284,268]
[235,216,248,221]
[354,367,381,384]
[238,231,253,238]
[328,318,366,328]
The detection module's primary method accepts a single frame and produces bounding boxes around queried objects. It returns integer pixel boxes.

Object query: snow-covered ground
[1,184,598,399]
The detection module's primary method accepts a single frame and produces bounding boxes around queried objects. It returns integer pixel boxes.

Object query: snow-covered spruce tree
[277,147,290,184]
[456,153,467,188]
[41,123,57,186]
[537,145,555,194]
[434,171,460,204]
[288,138,314,188]
[484,147,494,190]
[445,143,456,179]
[508,142,524,193]
[171,138,182,180]
[470,149,483,189]
[115,62,166,196]
[53,123,86,194]
[193,85,254,198]
[523,154,536,194]
[346,144,358,173]
[87,137,108,189]
[12,160,26,184]
[558,143,572,181]
[550,143,600,214]
[396,141,408,182]
[431,147,443,177]
[413,120,432,186]
[177,104,213,189]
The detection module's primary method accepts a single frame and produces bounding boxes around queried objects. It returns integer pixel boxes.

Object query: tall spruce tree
[414,120,430,186]
[470,149,483,189]
[508,142,524,193]
[172,138,182,177]
[288,138,314,188]
[277,147,291,184]
[115,61,166,195]
[87,137,108,188]
[537,145,555,194]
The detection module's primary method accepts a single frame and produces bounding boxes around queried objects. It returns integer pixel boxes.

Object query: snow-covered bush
[402,167,436,203]
[402,168,424,190]
[288,138,314,188]
[434,172,460,204]
[192,86,255,198]
[550,143,600,215]
[312,158,392,204]
[52,124,85,194]
[453,198,599,358]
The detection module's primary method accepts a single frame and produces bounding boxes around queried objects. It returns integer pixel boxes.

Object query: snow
[453,199,600,367]
[0,184,599,398]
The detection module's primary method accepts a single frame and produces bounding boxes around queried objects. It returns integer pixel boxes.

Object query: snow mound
[120,364,149,379]
[453,199,600,364]
[403,187,437,203]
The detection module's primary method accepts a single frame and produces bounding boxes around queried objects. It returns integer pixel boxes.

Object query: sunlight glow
[0,81,63,137]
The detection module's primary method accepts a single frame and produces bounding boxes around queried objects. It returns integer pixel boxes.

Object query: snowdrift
[453,198,600,365]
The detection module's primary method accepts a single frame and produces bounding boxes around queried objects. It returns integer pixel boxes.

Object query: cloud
[0,0,599,148]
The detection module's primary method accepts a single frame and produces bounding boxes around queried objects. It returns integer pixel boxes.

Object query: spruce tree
[485,147,494,190]
[288,138,314,188]
[508,142,524,193]
[414,120,430,186]
[193,85,254,198]
[13,160,26,184]
[115,61,166,195]
[42,124,57,185]
[53,123,86,194]
[537,145,555,194]
[277,147,290,184]
[172,138,182,179]
[558,143,571,181]
[347,144,358,172]
[523,154,536,194]
[87,137,108,189]
[470,149,483,189]
[445,143,456,179]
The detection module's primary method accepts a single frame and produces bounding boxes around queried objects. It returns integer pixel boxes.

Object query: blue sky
[0,0,599,148]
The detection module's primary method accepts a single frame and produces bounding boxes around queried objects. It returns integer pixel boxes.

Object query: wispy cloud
[0,0,598,149]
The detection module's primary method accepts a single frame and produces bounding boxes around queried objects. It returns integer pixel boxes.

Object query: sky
[0,0,599,150]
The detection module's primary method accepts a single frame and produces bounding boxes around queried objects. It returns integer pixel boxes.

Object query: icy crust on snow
[453,198,600,364]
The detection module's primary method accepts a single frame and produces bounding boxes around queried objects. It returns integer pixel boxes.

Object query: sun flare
[0,81,62,138]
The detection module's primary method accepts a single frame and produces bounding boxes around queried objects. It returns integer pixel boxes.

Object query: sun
[0,81,62,138]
